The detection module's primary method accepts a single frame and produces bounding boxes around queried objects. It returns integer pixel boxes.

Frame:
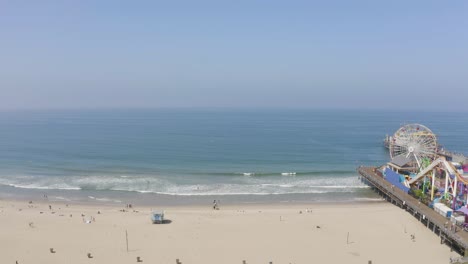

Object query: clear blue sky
[1,1,467,110]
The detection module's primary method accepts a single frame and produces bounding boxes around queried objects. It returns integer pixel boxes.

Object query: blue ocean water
[0,109,466,202]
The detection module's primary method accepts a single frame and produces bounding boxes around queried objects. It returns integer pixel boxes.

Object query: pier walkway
[358,166,468,258]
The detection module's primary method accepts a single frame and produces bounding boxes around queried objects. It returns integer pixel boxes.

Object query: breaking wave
[0,172,367,196]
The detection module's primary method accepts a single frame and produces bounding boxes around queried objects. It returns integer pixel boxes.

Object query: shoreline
[0,184,380,208]
[0,195,388,211]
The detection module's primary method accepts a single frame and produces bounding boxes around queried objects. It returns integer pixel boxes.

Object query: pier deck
[358,166,468,257]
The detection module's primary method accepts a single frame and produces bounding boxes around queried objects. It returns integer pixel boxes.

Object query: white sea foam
[87,196,122,203]
[52,196,71,201]
[0,173,367,196]
[95,197,122,203]
[261,183,294,188]
[6,183,81,190]
[152,190,329,196]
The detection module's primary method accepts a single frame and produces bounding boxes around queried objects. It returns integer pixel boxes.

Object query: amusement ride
[383,124,468,222]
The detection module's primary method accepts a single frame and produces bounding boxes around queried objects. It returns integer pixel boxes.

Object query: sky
[1,1,467,111]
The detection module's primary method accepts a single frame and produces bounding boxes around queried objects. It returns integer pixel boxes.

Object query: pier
[358,166,468,259]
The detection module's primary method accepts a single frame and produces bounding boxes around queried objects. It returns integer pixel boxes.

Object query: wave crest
[0,173,366,196]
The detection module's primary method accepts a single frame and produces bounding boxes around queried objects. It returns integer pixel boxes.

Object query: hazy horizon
[1,1,467,111]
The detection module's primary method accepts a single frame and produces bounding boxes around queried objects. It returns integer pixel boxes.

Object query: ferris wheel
[389,124,438,169]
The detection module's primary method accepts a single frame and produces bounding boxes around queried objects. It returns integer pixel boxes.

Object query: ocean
[0,109,467,205]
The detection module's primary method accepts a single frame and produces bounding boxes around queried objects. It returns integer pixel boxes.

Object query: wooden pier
[358,166,468,258]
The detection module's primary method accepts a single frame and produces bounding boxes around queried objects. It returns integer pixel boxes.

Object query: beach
[1,109,465,263]
[0,199,458,264]
[2,0,468,262]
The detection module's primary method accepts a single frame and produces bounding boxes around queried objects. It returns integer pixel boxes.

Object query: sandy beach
[0,199,458,264]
